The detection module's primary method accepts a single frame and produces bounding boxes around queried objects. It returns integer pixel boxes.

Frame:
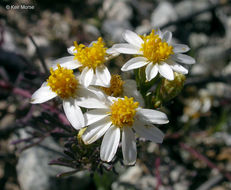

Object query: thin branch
[28,35,49,75]
[196,174,223,190]
[160,1,231,29]
[180,143,231,182]
[0,79,69,125]
[185,74,231,87]
[155,157,161,190]
[17,132,50,153]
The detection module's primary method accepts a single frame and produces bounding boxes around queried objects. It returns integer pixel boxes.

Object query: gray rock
[170,166,185,182]
[147,142,158,153]
[175,0,210,19]
[16,136,90,190]
[83,24,100,39]
[52,14,71,40]
[131,0,154,19]
[102,0,132,21]
[196,174,223,190]
[192,45,229,75]
[189,33,209,49]
[26,36,50,57]
[1,27,17,52]
[119,165,143,184]
[224,16,231,47]
[214,132,231,146]
[112,164,142,190]
[151,2,177,28]
[112,175,158,190]
[101,0,133,42]
[138,175,157,190]
[222,62,231,75]
[102,19,132,42]
[135,21,152,35]
[207,82,231,99]
[173,182,189,190]
[112,182,136,190]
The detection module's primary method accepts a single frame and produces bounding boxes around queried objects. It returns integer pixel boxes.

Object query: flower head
[140,30,173,63]
[74,37,107,70]
[109,29,195,81]
[31,64,106,130]
[52,37,114,87]
[47,65,78,99]
[82,96,168,165]
[101,75,124,97]
[110,97,139,127]
[93,74,145,106]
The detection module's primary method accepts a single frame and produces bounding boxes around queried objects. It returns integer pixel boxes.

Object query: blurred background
[0,0,231,189]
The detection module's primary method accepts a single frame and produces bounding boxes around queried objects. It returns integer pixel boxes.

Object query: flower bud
[160,72,186,102]
[153,72,185,108]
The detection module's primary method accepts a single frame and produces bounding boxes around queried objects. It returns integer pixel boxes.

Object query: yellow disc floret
[47,64,78,99]
[110,96,139,128]
[101,75,124,97]
[73,37,107,70]
[140,30,173,63]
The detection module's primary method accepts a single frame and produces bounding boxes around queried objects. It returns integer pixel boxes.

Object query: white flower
[91,74,145,107]
[82,96,168,165]
[31,65,105,130]
[109,29,195,81]
[52,37,114,87]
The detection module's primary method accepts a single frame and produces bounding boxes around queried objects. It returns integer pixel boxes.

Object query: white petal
[96,65,111,87]
[172,54,196,64]
[158,62,174,80]
[52,56,80,70]
[171,63,188,74]
[121,57,149,71]
[76,98,108,109]
[106,96,118,104]
[63,100,85,130]
[173,44,190,53]
[123,80,144,107]
[90,74,110,87]
[106,48,120,55]
[155,28,162,38]
[88,41,97,47]
[31,82,57,104]
[77,85,105,100]
[82,118,112,144]
[67,46,77,55]
[87,86,109,102]
[58,61,81,70]
[122,127,137,165]
[80,67,94,87]
[84,109,110,126]
[100,125,120,162]
[137,108,169,124]
[133,121,164,143]
[162,31,172,43]
[145,63,158,81]
[75,92,108,109]
[76,86,110,108]
[112,44,142,55]
[122,30,144,48]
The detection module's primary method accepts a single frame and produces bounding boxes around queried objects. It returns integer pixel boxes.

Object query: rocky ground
[0,0,231,189]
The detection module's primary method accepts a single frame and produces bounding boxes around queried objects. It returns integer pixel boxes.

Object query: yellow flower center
[47,64,78,99]
[110,96,139,128]
[101,75,124,97]
[140,30,174,63]
[73,37,107,70]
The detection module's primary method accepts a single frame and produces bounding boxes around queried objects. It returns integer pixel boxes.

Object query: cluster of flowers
[31,29,195,165]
